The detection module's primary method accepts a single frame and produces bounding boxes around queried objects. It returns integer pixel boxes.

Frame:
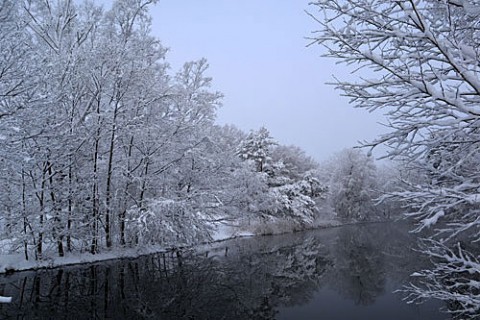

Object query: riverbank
[0,218,342,275]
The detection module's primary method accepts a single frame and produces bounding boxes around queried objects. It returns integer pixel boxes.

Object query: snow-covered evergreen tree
[237,127,277,172]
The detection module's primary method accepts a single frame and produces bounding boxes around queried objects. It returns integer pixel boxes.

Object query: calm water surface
[0,222,449,319]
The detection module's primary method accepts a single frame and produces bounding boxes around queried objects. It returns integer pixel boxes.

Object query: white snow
[0,223,257,274]
[0,217,343,274]
[463,1,480,17]
[421,210,445,229]
[0,245,168,274]
[0,296,12,303]
[211,222,256,241]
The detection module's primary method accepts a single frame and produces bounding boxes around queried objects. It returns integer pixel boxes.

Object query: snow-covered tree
[237,127,277,172]
[126,198,212,247]
[235,129,326,228]
[270,145,318,181]
[263,145,325,226]
[0,0,226,259]
[323,149,378,222]
[310,0,480,316]
[374,162,404,219]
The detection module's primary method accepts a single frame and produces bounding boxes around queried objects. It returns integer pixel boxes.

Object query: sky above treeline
[114,0,389,161]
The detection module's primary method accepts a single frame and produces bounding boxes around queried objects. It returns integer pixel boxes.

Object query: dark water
[0,222,449,320]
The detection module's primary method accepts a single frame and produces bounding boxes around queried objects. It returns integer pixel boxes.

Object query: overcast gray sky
[149,0,387,161]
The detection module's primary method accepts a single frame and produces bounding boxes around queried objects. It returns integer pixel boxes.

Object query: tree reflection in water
[328,225,386,305]
[0,222,447,319]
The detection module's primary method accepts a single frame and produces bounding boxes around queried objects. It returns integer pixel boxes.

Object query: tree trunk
[67,162,72,252]
[21,168,29,261]
[36,167,46,261]
[120,135,134,246]
[138,158,150,209]
[91,100,101,254]
[47,161,64,257]
[105,104,119,249]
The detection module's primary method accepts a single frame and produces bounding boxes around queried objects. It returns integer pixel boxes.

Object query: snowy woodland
[0,0,411,272]
[0,0,335,262]
[310,0,480,317]
[0,0,404,270]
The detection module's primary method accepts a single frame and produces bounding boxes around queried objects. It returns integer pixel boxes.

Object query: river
[0,222,449,319]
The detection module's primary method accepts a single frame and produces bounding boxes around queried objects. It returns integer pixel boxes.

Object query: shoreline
[0,219,390,275]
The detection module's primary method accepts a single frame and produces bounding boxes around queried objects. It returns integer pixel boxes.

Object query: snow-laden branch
[309,0,480,159]
[403,241,480,317]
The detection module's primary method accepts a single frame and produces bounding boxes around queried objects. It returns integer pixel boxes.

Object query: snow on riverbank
[212,223,254,241]
[0,296,12,303]
[0,218,340,274]
[0,244,168,274]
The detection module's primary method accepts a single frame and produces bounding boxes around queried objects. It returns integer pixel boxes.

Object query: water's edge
[0,219,346,275]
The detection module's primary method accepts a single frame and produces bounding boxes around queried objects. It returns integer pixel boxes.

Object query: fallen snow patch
[0,296,12,303]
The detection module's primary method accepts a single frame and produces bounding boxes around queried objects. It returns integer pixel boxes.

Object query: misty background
[150,0,387,161]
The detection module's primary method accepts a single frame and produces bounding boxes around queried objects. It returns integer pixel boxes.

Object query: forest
[0,0,397,264]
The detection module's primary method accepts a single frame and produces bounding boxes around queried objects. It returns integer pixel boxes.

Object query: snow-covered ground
[0,244,168,274]
[0,296,12,303]
[212,223,255,241]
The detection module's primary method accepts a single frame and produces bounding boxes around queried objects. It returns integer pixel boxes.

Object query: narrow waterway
[0,222,449,319]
